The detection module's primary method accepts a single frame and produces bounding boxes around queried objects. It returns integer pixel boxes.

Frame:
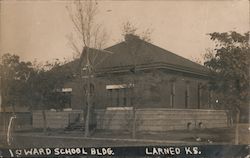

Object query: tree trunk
[131,73,136,139]
[2,105,6,143]
[84,48,91,138]
[1,81,6,142]
[84,101,90,137]
[234,109,240,145]
[42,110,47,134]
[132,107,136,139]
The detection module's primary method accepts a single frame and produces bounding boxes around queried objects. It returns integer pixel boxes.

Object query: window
[208,89,212,108]
[61,92,72,108]
[116,89,120,106]
[56,88,72,108]
[197,83,202,109]
[170,82,175,108]
[185,83,190,108]
[106,84,134,107]
[108,89,113,106]
[123,88,127,106]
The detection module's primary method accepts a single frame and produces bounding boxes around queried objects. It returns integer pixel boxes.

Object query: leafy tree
[30,59,74,133]
[0,53,38,137]
[30,59,74,110]
[0,53,34,111]
[204,31,250,122]
[0,53,73,132]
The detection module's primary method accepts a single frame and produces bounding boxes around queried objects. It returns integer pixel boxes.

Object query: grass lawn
[2,127,236,148]
[1,125,249,148]
[92,127,235,144]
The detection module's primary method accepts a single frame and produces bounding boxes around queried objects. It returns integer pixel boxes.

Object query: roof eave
[95,62,210,78]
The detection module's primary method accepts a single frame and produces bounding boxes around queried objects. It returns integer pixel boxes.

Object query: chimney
[124,34,140,42]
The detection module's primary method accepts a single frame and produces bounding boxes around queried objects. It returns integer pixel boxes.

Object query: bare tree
[67,0,109,137]
[121,21,153,138]
[67,0,108,57]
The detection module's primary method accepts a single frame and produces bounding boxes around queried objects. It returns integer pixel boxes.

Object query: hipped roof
[63,36,209,77]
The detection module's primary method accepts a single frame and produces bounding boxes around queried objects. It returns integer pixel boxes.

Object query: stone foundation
[95,108,228,132]
[32,110,82,129]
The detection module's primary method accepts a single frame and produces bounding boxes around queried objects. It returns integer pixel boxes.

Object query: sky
[0,0,249,63]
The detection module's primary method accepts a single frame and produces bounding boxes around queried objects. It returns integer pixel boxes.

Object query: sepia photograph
[0,0,249,157]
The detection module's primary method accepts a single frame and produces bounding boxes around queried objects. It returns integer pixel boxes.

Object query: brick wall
[70,70,212,110]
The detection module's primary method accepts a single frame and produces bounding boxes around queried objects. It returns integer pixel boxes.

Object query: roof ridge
[104,41,125,50]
